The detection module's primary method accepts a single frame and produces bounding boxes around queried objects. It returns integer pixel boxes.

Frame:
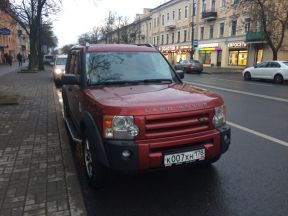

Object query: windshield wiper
[141,79,173,84]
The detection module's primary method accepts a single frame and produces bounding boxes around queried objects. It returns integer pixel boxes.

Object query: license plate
[164,149,205,167]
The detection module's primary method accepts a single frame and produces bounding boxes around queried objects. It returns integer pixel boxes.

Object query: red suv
[61,44,231,187]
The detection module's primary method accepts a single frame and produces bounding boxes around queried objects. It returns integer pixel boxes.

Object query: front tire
[244,72,251,81]
[274,74,283,84]
[83,131,108,188]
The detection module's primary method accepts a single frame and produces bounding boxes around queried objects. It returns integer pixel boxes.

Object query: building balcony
[202,11,217,21]
[165,20,176,30]
[246,32,265,42]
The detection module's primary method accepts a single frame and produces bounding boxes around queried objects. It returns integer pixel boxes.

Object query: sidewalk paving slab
[0,67,87,216]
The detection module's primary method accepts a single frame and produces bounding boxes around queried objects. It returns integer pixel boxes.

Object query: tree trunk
[28,31,38,70]
[272,50,278,60]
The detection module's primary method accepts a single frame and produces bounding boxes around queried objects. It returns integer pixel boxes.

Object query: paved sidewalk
[202,66,243,74]
[0,68,86,215]
[0,62,28,77]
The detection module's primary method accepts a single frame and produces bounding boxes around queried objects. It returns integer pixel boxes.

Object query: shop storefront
[159,45,192,65]
[197,43,221,65]
[228,41,248,66]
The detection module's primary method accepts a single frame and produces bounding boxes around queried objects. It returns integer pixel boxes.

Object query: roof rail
[135,43,155,48]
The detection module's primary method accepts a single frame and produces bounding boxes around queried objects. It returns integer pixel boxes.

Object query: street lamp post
[190,0,195,60]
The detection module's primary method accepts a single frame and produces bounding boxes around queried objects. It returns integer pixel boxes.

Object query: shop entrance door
[217,51,222,66]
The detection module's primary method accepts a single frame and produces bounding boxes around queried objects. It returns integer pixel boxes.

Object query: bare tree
[0,0,61,69]
[238,0,288,60]
[78,27,101,45]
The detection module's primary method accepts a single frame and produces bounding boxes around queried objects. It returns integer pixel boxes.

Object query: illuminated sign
[228,41,247,48]
[198,43,219,48]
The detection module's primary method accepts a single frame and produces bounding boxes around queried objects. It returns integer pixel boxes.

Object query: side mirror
[61,74,80,85]
[176,70,184,79]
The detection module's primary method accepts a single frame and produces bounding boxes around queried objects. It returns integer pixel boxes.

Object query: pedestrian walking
[8,55,12,66]
[17,52,23,67]
[4,53,9,65]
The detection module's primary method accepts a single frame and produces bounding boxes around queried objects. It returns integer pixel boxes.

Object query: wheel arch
[80,111,110,167]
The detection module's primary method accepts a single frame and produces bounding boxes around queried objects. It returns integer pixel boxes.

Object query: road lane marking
[184,81,288,103]
[227,121,288,147]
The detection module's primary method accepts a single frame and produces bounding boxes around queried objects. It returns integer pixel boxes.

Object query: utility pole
[190,0,195,60]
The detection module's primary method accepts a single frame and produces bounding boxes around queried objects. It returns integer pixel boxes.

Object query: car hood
[84,83,223,115]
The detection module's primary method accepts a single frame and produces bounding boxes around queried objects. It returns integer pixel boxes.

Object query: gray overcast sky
[53,0,167,47]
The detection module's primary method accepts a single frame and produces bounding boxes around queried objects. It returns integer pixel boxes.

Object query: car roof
[71,44,158,52]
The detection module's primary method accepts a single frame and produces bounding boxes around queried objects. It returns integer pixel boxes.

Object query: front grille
[145,110,211,139]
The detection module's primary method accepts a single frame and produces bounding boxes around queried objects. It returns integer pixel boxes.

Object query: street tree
[238,0,288,60]
[78,27,101,45]
[0,0,61,70]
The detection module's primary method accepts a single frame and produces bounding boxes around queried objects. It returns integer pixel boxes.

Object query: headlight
[212,105,226,128]
[54,68,63,74]
[103,115,139,139]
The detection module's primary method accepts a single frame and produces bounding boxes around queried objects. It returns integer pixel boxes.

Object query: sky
[53,0,167,47]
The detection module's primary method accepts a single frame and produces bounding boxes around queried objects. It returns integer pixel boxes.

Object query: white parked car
[242,61,288,84]
[52,55,67,85]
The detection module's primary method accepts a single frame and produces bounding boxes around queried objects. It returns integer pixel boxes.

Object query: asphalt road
[66,72,288,216]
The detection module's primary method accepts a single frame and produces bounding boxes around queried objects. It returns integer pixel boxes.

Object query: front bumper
[103,124,231,171]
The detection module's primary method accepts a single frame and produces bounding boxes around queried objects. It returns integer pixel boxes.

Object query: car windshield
[56,58,67,65]
[85,51,176,85]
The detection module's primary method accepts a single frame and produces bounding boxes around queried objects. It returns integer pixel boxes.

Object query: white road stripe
[227,121,288,147]
[184,81,288,103]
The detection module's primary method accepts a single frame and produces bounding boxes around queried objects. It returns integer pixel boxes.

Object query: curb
[52,84,87,216]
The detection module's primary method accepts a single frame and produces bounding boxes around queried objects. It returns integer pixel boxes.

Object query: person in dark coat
[17,52,23,66]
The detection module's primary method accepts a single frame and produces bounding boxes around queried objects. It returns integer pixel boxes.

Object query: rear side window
[283,62,288,66]
[269,62,281,68]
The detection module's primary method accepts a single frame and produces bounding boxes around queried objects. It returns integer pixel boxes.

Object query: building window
[149,22,152,30]
[209,25,214,39]
[162,15,165,25]
[161,35,164,45]
[229,50,248,66]
[157,17,160,27]
[231,20,237,36]
[234,0,240,5]
[202,0,206,13]
[244,18,250,33]
[166,34,169,44]
[184,30,187,42]
[219,23,224,38]
[185,6,188,18]
[178,9,181,20]
[172,32,175,43]
[153,19,156,28]
[221,0,226,7]
[167,13,170,21]
[211,0,216,11]
[200,26,204,40]
[193,2,197,16]
[172,11,175,20]
[177,31,180,43]
[157,36,160,45]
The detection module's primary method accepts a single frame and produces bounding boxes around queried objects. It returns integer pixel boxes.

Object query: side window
[270,62,281,68]
[68,54,76,74]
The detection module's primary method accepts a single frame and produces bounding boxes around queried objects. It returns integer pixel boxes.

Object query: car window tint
[257,62,268,68]
[270,62,281,68]
[56,58,67,65]
[85,52,174,85]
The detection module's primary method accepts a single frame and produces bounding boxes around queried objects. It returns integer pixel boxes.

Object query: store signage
[160,45,176,52]
[228,41,247,48]
[198,43,219,48]
[179,45,191,50]
[193,40,198,47]
[0,28,11,35]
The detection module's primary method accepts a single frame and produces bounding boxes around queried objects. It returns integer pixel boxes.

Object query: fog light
[122,150,131,158]
[224,134,230,144]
